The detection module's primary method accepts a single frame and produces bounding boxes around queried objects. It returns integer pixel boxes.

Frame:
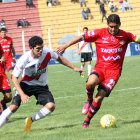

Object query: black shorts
[12,82,54,107]
[81,52,92,62]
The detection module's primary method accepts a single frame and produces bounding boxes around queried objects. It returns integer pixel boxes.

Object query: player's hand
[21,94,30,104]
[0,58,5,64]
[91,51,93,56]
[56,46,66,54]
[77,51,80,55]
[73,67,86,75]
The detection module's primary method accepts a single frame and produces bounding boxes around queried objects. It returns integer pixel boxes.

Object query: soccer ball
[100,114,116,128]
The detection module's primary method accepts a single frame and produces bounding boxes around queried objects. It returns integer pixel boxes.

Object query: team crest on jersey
[88,31,94,36]
[119,41,125,45]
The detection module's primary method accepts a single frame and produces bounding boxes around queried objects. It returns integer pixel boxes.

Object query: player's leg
[83,88,106,128]
[0,93,21,128]
[0,75,12,111]
[81,62,85,77]
[87,52,92,76]
[87,61,91,76]
[81,53,85,74]
[6,60,14,78]
[82,69,121,128]
[1,92,12,111]
[24,85,55,132]
[82,73,99,115]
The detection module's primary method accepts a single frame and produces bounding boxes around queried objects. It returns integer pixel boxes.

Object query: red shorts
[90,67,121,96]
[0,73,11,93]
[4,58,14,72]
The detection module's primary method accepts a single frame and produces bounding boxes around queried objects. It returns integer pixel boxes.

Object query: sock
[86,85,94,103]
[88,65,91,76]
[81,65,84,70]
[85,101,101,124]
[31,107,51,122]
[0,107,12,128]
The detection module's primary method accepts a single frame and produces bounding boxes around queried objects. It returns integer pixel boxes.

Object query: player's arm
[12,56,30,104]
[56,35,84,54]
[57,55,84,74]
[0,45,5,64]
[12,76,30,104]
[77,43,80,55]
[0,53,5,64]
[11,44,16,62]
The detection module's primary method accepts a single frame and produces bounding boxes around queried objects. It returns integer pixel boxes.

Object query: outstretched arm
[56,35,84,54]
[57,55,85,74]
[77,43,80,55]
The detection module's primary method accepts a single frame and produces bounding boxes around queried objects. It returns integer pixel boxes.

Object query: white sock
[0,107,12,128]
[31,107,51,121]
[81,65,84,70]
[88,65,91,76]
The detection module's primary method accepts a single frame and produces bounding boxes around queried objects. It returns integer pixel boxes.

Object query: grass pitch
[0,55,140,140]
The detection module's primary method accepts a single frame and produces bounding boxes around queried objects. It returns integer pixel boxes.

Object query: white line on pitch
[54,86,140,100]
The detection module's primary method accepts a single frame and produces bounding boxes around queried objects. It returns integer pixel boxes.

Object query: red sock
[86,85,94,102]
[85,101,101,123]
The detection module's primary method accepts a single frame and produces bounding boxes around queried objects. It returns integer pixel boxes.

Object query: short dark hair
[107,14,121,24]
[83,27,88,31]
[29,36,43,48]
[0,28,7,32]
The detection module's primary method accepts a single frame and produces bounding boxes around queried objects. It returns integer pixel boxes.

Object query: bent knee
[87,75,99,88]
[9,104,19,113]
[45,102,55,112]
[5,93,12,102]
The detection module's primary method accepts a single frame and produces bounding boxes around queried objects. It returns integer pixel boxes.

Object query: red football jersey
[84,28,137,70]
[0,36,13,60]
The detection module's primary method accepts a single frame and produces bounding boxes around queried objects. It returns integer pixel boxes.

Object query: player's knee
[9,104,19,113]
[87,79,98,89]
[95,89,107,103]
[5,93,12,102]
[45,102,55,112]
[87,75,99,88]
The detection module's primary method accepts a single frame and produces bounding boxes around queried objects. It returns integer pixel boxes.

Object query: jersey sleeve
[12,55,26,78]
[83,29,100,42]
[127,32,140,43]
[50,50,59,60]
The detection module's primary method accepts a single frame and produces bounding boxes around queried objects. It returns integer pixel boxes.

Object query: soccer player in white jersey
[77,27,93,77]
[0,36,84,132]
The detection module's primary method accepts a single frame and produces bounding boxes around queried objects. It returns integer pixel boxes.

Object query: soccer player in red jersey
[0,28,16,76]
[56,14,140,128]
[0,28,16,111]
[0,44,12,114]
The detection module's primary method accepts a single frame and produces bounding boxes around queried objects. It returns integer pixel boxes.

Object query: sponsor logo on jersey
[119,41,125,45]
[101,48,122,53]
[2,45,10,48]
[103,55,121,61]
[32,68,46,77]
[102,37,109,43]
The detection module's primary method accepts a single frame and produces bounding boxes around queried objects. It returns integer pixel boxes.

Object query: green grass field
[0,55,140,140]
